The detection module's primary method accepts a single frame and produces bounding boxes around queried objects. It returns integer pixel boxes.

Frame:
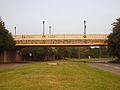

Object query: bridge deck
[13,34,108,46]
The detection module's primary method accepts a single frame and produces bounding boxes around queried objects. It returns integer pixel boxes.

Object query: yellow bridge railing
[13,34,108,46]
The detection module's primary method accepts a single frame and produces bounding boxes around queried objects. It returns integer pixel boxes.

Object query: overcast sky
[0,0,120,35]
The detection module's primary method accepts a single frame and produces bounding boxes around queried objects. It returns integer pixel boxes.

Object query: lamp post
[49,25,51,34]
[43,21,45,35]
[0,16,1,22]
[83,20,87,38]
[84,20,86,34]
[14,27,16,36]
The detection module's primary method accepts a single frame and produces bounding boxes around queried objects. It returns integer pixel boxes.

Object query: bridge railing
[13,34,108,40]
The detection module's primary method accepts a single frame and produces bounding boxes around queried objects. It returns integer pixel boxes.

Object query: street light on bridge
[42,21,45,38]
[83,20,87,38]
[49,25,51,34]
[14,27,16,36]
[0,16,2,22]
[84,20,86,34]
[43,21,45,35]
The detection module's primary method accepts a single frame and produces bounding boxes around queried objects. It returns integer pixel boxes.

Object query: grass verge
[0,59,120,90]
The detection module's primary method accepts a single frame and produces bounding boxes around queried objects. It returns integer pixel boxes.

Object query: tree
[107,18,120,59]
[19,47,59,60]
[20,47,47,60]
[55,47,71,59]
[0,18,15,52]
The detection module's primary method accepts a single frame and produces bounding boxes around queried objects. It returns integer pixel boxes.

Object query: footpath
[86,60,120,75]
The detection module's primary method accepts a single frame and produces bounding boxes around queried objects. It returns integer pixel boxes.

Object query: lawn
[0,60,120,90]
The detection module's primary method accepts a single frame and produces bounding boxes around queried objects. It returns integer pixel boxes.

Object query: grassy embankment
[0,59,120,90]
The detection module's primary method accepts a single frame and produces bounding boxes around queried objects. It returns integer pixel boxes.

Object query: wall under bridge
[0,50,16,63]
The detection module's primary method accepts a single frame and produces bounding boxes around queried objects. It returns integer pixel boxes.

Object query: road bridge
[0,34,109,63]
[14,34,108,46]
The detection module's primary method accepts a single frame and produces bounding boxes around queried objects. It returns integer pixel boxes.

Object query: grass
[0,59,120,90]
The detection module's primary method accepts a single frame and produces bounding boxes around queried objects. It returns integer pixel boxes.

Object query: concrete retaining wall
[0,50,16,63]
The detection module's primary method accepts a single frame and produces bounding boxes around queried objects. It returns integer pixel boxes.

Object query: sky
[0,0,120,35]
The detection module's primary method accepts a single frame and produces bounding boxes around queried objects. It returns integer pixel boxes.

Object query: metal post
[49,26,51,34]
[14,27,16,36]
[84,20,86,34]
[43,21,45,35]
[0,16,2,22]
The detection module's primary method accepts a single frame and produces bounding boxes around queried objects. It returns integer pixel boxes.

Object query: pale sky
[0,0,120,35]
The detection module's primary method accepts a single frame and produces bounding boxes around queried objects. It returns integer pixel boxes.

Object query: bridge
[0,34,109,63]
[14,34,108,46]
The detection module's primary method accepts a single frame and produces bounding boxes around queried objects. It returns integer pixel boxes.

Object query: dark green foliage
[0,19,15,52]
[56,47,71,59]
[20,47,47,60]
[19,46,109,61]
[69,47,79,58]
[107,18,120,59]
[100,46,109,58]
[79,47,90,58]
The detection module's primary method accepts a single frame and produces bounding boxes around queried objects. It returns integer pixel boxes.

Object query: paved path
[0,63,25,69]
[87,62,120,75]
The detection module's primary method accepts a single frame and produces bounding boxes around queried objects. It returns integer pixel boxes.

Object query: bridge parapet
[13,34,108,40]
[13,34,108,46]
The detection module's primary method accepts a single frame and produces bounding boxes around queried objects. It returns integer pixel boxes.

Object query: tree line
[0,17,15,52]
[107,17,120,62]
[19,46,109,61]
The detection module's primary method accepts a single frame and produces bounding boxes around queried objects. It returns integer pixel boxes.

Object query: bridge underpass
[13,34,108,62]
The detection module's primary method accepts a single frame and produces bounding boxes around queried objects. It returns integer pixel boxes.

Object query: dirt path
[87,62,120,75]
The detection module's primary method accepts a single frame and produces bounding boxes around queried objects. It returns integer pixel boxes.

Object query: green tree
[107,18,120,60]
[0,18,15,52]
[100,46,109,58]
[70,47,79,58]
[55,47,71,59]
[19,47,59,60]
[20,47,47,60]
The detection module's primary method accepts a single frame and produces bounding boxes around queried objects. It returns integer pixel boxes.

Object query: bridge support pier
[16,53,23,62]
[0,50,16,63]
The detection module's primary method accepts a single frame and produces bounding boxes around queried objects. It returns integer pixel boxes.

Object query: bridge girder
[13,34,108,47]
